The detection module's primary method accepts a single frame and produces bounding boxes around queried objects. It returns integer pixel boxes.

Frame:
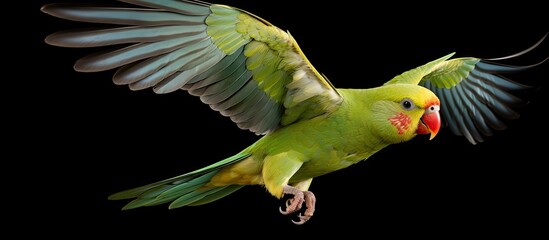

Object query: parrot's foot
[279,185,316,225]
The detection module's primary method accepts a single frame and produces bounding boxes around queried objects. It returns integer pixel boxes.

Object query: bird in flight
[41,0,546,224]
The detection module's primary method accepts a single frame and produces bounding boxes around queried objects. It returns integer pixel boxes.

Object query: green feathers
[424,58,480,89]
[41,1,545,223]
[384,53,455,86]
[207,5,251,54]
[42,0,344,136]
[382,49,537,144]
[108,153,250,209]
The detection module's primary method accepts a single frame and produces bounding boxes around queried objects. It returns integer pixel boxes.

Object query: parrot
[40,0,546,224]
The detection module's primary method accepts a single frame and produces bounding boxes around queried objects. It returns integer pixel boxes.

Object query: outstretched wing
[384,34,546,144]
[41,0,342,135]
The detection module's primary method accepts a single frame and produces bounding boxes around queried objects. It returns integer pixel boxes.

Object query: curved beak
[416,111,441,140]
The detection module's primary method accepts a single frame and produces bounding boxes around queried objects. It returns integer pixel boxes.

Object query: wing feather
[43,4,207,25]
[386,35,545,144]
[202,71,254,105]
[118,0,211,15]
[42,1,342,135]
[211,80,258,112]
[454,84,486,143]
[127,39,214,90]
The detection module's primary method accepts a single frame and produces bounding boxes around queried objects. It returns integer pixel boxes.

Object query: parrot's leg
[262,151,316,224]
[279,185,316,225]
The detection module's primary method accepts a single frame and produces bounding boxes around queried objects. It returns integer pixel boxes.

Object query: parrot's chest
[264,110,383,183]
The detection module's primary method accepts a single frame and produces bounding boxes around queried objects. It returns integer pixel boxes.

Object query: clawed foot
[278,186,316,225]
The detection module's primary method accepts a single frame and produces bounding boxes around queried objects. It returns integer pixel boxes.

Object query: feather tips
[420,45,541,144]
[118,0,211,15]
[46,25,207,48]
[75,32,209,72]
[42,0,342,136]
[41,4,207,26]
[108,152,250,209]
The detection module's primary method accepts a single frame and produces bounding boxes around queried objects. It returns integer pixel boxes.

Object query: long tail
[108,152,250,210]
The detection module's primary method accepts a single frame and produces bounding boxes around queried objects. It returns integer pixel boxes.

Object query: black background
[20,0,548,237]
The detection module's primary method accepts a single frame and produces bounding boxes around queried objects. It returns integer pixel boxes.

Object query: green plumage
[108,152,250,210]
[41,0,544,224]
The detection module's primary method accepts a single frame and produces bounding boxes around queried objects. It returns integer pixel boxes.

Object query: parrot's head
[369,84,441,144]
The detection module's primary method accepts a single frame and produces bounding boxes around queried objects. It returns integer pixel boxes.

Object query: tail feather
[157,171,218,199]
[188,185,244,206]
[122,198,157,210]
[108,152,250,209]
[169,187,227,209]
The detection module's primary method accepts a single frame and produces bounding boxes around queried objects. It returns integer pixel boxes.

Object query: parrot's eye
[400,98,415,110]
[425,105,440,114]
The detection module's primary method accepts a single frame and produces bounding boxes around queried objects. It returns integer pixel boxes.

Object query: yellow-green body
[211,86,436,198]
[41,0,540,216]
[213,90,384,190]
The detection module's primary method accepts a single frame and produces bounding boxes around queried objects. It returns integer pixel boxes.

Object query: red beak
[416,110,441,140]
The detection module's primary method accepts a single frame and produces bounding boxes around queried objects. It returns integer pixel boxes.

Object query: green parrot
[41,0,546,224]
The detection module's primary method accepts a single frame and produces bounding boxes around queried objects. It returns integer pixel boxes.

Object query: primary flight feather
[41,0,546,224]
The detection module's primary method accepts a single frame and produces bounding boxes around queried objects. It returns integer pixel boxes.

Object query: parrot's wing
[384,34,547,144]
[41,1,342,135]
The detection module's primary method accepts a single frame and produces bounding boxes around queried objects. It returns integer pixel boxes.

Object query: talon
[291,219,306,225]
[279,186,317,224]
[279,198,297,215]
[280,198,300,215]
[279,206,291,215]
[280,198,295,215]
[279,192,303,215]
[291,214,310,225]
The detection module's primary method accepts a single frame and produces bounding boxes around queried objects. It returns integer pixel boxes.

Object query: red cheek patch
[388,112,411,135]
